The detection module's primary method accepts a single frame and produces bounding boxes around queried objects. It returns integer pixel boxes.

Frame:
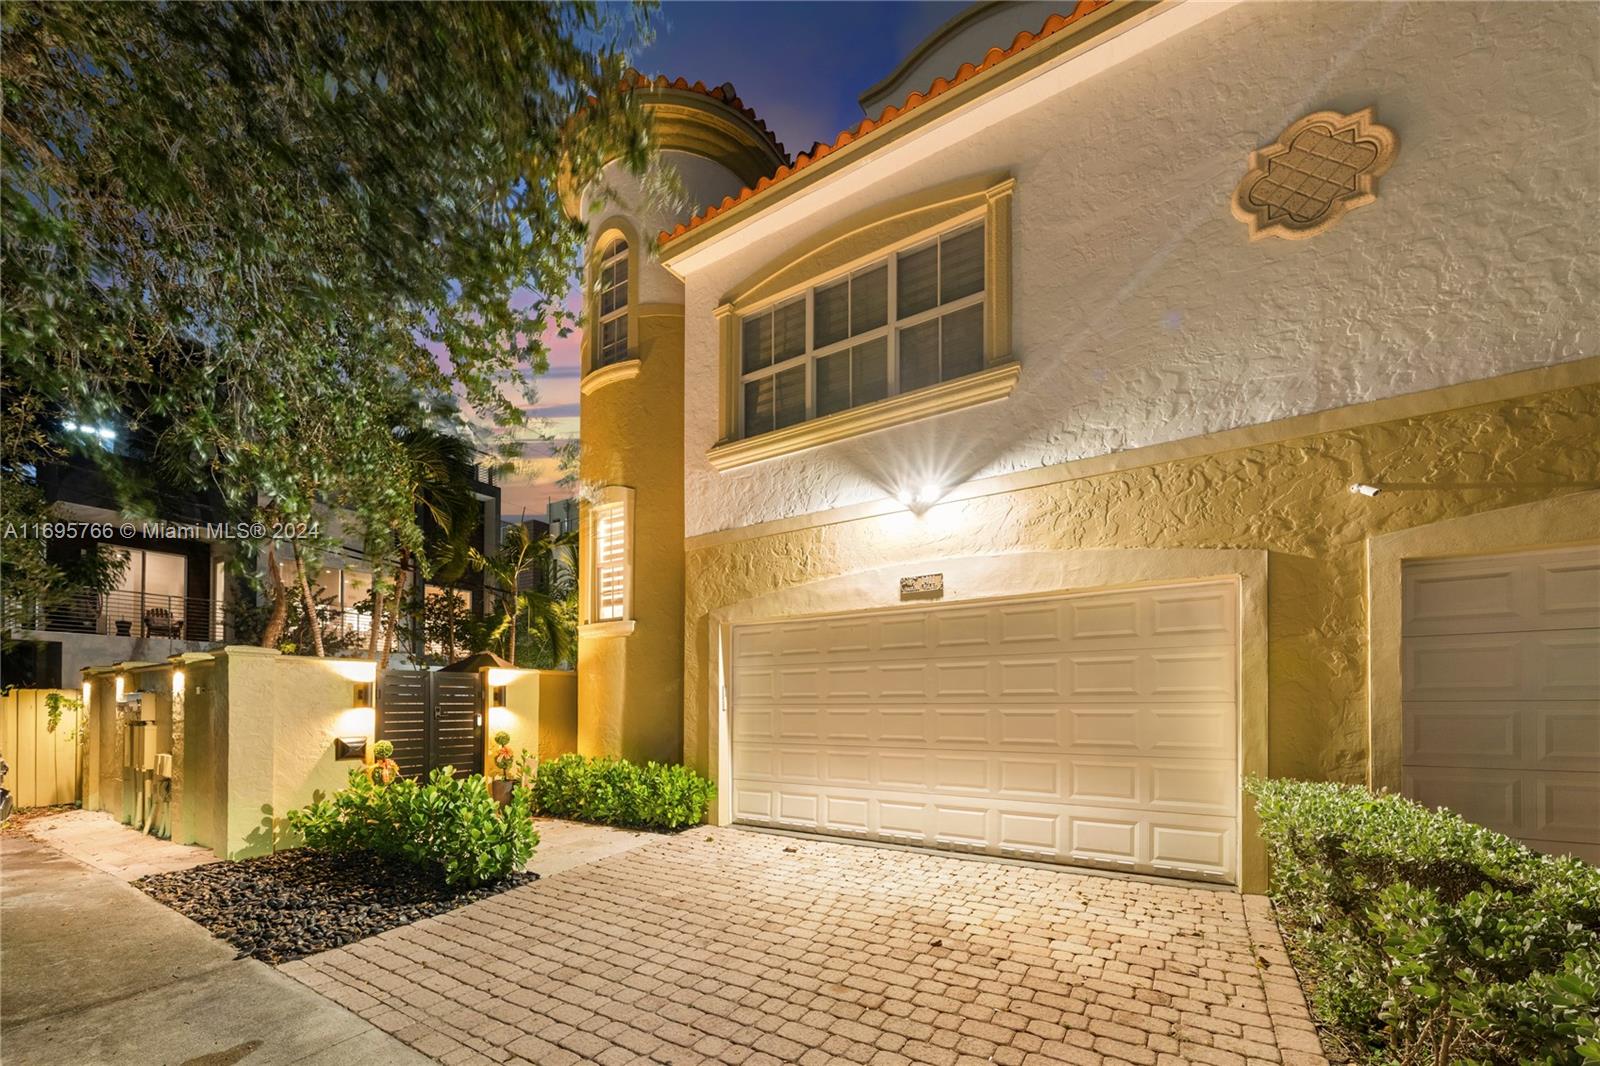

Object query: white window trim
[736,216,987,439]
[580,485,635,637]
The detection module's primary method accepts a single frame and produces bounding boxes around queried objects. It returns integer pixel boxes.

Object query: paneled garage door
[1402,545,1600,863]
[729,582,1239,882]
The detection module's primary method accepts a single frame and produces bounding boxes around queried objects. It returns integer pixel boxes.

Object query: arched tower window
[595,236,630,367]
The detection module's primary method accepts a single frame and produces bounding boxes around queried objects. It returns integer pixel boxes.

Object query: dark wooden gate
[376,670,485,779]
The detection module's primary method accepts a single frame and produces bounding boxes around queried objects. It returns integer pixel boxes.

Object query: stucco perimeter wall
[491,669,577,766]
[84,649,377,858]
[679,1,1599,536]
[683,380,1600,796]
[218,649,375,858]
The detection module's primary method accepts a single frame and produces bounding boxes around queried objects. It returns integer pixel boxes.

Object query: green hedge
[1248,778,1600,1065]
[533,754,714,831]
[287,767,537,887]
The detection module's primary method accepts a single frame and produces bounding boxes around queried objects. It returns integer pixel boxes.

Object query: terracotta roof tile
[621,69,790,165]
[658,1,1110,247]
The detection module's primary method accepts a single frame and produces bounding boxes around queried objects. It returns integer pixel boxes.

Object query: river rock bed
[135,847,536,963]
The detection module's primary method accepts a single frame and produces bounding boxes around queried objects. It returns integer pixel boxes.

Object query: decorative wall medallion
[1232,107,1398,240]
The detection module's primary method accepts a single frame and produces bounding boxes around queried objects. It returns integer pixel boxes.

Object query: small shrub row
[532,753,714,831]
[1248,778,1600,1065]
[287,766,538,887]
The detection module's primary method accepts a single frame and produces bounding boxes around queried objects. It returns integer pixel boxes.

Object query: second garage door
[730,581,1240,882]
[1402,544,1600,863]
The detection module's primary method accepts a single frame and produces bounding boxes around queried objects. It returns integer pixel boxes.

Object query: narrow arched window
[595,237,630,367]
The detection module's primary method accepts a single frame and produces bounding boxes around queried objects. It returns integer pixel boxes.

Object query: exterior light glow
[897,482,947,513]
[1349,483,1383,497]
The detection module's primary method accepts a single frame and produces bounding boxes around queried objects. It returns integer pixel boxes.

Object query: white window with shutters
[595,237,630,368]
[738,219,986,439]
[583,486,634,633]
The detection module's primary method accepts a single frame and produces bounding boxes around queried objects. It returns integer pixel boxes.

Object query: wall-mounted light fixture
[896,481,947,514]
[492,685,508,707]
[353,681,372,708]
[334,736,368,761]
[1349,483,1383,497]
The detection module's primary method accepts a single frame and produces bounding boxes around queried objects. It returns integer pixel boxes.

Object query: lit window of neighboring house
[595,237,630,368]
[739,220,985,437]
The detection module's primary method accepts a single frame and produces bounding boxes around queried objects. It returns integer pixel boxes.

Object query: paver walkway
[286,828,1328,1066]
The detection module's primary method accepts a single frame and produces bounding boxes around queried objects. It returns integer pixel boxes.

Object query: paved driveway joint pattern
[284,828,1328,1066]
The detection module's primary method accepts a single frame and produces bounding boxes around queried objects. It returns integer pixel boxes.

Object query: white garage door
[1402,545,1600,863]
[729,581,1239,882]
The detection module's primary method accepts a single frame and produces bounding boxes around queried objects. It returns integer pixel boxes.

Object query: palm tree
[522,527,578,668]
[374,426,482,669]
[472,525,577,667]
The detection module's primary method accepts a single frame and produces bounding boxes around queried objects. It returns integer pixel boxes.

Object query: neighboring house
[546,497,578,539]
[7,420,503,678]
[573,0,1599,891]
[5,421,234,684]
[501,518,552,595]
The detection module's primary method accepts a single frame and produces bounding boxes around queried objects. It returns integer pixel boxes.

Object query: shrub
[533,754,715,831]
[1248,778,1600,1065]
[287,767,537,887]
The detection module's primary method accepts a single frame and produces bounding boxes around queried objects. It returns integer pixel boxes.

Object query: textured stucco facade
[674,0,1599,536]
[574,108,777,761]
[577,309,689,763]
[567,0,1599,888]
[681,379,1600,799]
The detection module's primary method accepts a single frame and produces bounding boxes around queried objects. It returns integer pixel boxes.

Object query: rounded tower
[569,74,786,763]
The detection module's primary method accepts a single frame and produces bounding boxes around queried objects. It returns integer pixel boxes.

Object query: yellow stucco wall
[578,308,687,764]
[83,649,377,858]
[490,668,578,767]
[681,379,1600,795]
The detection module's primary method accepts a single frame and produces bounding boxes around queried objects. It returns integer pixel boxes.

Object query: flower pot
[490,779,515,806]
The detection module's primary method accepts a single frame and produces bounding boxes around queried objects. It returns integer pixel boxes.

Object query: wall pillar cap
[216,645,284,658]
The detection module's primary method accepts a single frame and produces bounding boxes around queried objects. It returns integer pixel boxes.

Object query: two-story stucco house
[568,0,1600,891]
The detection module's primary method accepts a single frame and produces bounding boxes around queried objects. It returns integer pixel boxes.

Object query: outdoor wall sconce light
[334,736,368,761]
[492,685,508,707]
[896,481,947,514]
[1349,483,1383,497]
[353,681,372,707]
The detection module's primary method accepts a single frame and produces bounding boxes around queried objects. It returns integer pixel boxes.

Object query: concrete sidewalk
[0,833,435,1066]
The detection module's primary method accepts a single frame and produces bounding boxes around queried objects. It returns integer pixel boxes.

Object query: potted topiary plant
[489,731,515,805]
[368,739,400,785]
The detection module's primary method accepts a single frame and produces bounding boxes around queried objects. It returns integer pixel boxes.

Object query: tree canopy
[2,1,652,598]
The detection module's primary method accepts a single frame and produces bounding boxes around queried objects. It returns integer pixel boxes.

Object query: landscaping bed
[1249,778,1599,1065]
[136,847,536,963]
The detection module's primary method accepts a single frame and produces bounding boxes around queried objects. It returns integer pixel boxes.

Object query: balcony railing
[12,590,228,645]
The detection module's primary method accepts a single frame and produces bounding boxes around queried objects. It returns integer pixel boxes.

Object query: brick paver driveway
[284,828,1328,1066]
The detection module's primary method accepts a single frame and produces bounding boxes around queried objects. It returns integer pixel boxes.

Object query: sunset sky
[497,0,963,520]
